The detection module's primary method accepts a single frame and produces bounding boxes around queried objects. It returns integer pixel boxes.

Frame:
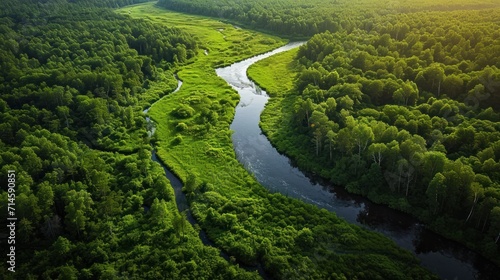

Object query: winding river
[144,75,271,278]
[143,77,192,214]
[216,42,500,280]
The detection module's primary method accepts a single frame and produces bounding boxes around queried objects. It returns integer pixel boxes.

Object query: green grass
[117,3,283,68]
[116,1,286,165]
[139,68,179,108]
[117,2,286,183]
[247,48,299,97]
[115,3,437,279]
[247,48,302,142]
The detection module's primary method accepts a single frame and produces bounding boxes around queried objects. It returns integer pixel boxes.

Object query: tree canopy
[249,0,500,267]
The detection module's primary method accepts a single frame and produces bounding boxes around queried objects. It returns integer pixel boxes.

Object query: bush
[172,104,195,118]
[172,134,183,145]
[176,122,188,131]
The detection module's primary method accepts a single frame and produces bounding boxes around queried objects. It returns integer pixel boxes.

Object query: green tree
[465,182,483,223]
[296,227,314,249]
[325,97,337,120]
[17,193,42,225]
[416,64,445,95]
[37,182,55,218]
[326,130,336,160]
[368,143,388,166]
[426,173,446,214]
[20,147,43,176]
[393,80,419,106]
[421,151,446,186]
[64,189,93,238]
[18,218,35,243]
[183,173,197,195]
[351,123,374,157]
[336,128,354,155]
[295,98,315,127]
[173,210,188,240]
[442,74,464,99]
[150,198,168,227]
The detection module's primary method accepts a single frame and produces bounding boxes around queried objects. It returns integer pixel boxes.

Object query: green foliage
[0,0,197,153]
[137,2,438,279]
[64,189,94,238]
[173,104,195,118]
[249,1,500,266]
[3,0,496,278]
[0,1,254,279]
[158,0,500,38]
[176,122,188,131]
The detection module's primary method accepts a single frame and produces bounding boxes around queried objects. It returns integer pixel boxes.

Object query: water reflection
[217,42,500,280]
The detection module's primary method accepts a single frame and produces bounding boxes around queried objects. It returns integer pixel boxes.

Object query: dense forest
[0,0,257,278]
[158,0,500,37]
[2,0,499,278]
[120,3,438,279]
[0,0,441,279]
[0,0,198,151]
[160,0,500,265]
[289,9,500,261]
[242,0,500,266]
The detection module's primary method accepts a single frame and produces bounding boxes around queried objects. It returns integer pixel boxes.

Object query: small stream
[144,44,499,280]
[216,42,500,280]
[144,74,270,278]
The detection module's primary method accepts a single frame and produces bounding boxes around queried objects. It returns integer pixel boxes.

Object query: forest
[243,0,500,268]
[120,2,438,279]
[0,0,254,278]
[0,0,440,279]
[158,0,500,38]
[1,0,499,278]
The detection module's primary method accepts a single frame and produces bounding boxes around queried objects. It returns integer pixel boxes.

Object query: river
[144,74,271,278]
[216,42,500,280]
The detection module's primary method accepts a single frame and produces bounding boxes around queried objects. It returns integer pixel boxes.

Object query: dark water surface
[216,42,500,280]
[145,76,270,278]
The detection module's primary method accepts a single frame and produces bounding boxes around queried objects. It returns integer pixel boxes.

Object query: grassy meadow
[115,3,436,279]
[246,48,316,171]
[247,49,301,142]
[247,48,299,97]
[117,1,286,187]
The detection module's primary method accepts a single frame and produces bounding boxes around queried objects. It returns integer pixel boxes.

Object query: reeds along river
[216,41,500,280]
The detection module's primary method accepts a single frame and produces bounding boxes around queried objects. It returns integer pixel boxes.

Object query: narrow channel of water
[216,42,500,280]
[144,75,270,278]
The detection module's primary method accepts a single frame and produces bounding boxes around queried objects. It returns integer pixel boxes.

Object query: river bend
[217,42,500,280]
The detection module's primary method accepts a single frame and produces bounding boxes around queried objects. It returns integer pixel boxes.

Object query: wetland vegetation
[1,0,499,279]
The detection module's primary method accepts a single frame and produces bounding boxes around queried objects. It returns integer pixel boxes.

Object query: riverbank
[118,3,438,279]
[247,47,500,275]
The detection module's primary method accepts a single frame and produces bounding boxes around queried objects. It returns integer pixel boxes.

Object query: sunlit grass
[247,48,299,97]
[117,1,286,193]
[247,48,301,140]
[113,3,437,278]
[117,3,282,67]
